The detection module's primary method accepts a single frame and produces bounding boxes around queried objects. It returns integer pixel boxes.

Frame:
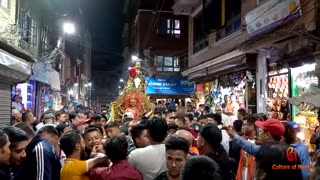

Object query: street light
[63,22,75,34]
[120,79,124,83]
[131,55,138,61]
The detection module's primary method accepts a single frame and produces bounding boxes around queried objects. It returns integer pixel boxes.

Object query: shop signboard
[245,0,301,36]
[146,77,194,95]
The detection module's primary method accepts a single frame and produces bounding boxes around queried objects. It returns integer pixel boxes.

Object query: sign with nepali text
[245,0,301,36]
[146,77,194,95]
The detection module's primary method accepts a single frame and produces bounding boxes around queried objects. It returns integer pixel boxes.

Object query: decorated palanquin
[110,59,154,122]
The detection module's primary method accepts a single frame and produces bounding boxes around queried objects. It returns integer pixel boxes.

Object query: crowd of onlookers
[1,102,320,180]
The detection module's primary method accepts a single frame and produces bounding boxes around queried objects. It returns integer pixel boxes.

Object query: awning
[30,61,51,85]
[182,49,245,77]
[288,88,320,107]
[50,70,61,91]
[187,53,257,82]
[0,48,32,84]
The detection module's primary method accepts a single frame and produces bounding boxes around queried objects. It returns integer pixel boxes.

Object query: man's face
[166,149,187,178]
[58,113,67,123]
[242,120,253,135]
[100,118,107,127]
[0,137,10,165]
[198,118,207,126]
[207,117,215,125]
[106,127,121,138]
[257,128,269,144]
[135,129,150,148]
[215,107,222,115]
[84,131,103,151]
[10,140,28,166]
[175,119,185,128]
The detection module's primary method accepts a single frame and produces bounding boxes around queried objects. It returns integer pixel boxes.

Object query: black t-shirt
[154,171,168,180]
[206,147,234,180]
[0,167,11,180]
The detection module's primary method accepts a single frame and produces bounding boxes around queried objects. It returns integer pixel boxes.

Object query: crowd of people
[1,102,320,180]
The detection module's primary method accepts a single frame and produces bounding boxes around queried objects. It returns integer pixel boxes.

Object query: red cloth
[189,128,198,147]
[89,160,143,180]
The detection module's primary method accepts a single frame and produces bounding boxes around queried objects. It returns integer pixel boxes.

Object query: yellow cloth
[61,158,89,180]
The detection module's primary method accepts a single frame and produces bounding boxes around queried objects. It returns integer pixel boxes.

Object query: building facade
[127,0,190,100]
[0,0,33,126]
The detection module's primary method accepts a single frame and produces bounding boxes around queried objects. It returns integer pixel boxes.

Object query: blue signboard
[146,77,194,95]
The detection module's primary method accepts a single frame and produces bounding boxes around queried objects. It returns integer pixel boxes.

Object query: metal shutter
[0,82,11,127]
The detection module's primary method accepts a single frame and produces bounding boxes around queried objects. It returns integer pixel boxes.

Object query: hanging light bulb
[134,77,141,88]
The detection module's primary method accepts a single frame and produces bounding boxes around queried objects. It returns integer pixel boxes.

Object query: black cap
[199,124,222,147]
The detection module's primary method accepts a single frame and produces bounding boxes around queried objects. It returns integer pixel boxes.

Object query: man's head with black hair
[83,126,103,151]
[167,123,179,136]
[60,131,86,160]
[165,136,189,179]
[14,122,35,140]
[105,122,121,138]
[198,115,208,126]
[0,129,10,165]
[207,114,222,125]
[36,126,59,152]
[233,120,243,134]
[131,124,149,148]
[3,126,28,166]
[22,111,35,126]
[180,156,222,180]
[237,108,247,121]
[242,115,258,137]
[55,124,68,138]
[105,136,128,163]
[145,116,168,143]
[174,116,187,129]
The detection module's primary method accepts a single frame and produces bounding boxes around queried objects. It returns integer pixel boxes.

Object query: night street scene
[0,0,319,179]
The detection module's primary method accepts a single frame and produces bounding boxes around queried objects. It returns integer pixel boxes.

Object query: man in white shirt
[214,105,230,127]
[129,117,168,180]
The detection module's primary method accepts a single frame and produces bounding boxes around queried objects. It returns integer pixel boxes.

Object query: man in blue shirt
[284,121,310,180]
[227,118,285,156]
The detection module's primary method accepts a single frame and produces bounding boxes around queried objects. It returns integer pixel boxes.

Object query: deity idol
[125,98,141,121]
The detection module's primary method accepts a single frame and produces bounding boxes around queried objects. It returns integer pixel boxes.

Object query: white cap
[123,112,134,119]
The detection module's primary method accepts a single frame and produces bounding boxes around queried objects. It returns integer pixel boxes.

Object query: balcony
[172,0,196,15]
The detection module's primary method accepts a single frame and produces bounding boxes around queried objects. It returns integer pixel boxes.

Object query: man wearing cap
[36,113,56,131]
[227,118,285,157]
[284,121,310,180]
[120,112,134,135]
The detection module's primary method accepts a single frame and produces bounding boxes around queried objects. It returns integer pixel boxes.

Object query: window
[193,12,208,54]
[30,19,37,46]
[157,19,181,38]
[0,0,9,9]
[216,0,241,41]
[154,56,180,72]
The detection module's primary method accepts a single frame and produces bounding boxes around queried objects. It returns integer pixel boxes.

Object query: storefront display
[13,81,36,113]
[266,69,290,120]
[290,64,318,144]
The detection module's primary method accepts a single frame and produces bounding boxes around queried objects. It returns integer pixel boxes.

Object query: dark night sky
[84,0,126,72]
